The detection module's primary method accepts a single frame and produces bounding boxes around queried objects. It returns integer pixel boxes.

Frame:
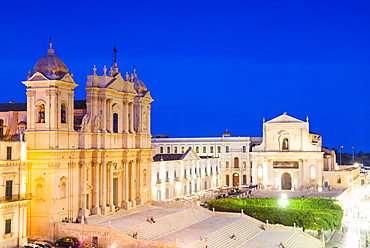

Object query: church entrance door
[233,173,239,187]
[281,172,292,190]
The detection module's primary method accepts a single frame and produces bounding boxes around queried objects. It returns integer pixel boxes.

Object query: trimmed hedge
[207,197,343,230]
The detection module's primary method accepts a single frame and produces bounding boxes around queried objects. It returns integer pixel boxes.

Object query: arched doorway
[233,173,239,187]
[226,174,230,186]
[281,172,292,190]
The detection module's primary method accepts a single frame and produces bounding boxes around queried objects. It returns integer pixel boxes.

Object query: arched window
[0,119,4,137]
[113,113,118,133]
[234,157,239,168]
[60,182,66,198]
[337,177,342,184]
[282,138,289,150]
[37,103,45,123]
[61,103,67,123]
[310,166,316,179]
[36,183,44,201]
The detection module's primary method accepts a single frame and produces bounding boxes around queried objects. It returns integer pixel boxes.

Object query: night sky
[1,0,369,153]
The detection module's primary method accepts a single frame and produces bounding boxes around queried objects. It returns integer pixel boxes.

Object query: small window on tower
[61,103,67,123]
[38,103,45,123]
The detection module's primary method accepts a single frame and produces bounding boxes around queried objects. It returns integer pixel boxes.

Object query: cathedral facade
[0,43,153,240]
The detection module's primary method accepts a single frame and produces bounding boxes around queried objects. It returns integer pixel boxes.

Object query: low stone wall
[54,222,183,248]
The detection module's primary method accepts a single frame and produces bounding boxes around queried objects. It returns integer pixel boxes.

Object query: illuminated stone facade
[250,113,336,191]
[0,140,29,247]
[0,43,153,241]
[151,148,220,200]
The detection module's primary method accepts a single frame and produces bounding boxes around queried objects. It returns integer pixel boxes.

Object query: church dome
[33,43,68,78]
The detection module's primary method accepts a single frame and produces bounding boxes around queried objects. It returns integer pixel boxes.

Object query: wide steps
[285,232,324,248]
[120,208,211,241]
[189,218,263,248]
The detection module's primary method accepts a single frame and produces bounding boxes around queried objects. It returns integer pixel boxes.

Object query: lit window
[196,147,199,153]
[210,146,214,153]
[217,146,221,153]
[226,161,229,168]
[181,147,185,153]
[337,177,342,184]
[0,119,4,137]
[174,147,178,153]
[282,138,289,150]
[37,103,45,123]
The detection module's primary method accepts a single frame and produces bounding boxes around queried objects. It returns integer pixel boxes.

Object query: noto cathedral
[0,42,153,245]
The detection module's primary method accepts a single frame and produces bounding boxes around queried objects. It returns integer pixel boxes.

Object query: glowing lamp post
[279,193,289,208]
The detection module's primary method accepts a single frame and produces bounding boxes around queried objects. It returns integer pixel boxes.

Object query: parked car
[23,244,40,248]
[34,241,54,248]
[55,237,79,247]
[78,242,102,248]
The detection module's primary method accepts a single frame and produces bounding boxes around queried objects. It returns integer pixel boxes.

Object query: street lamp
[338,146,344,165]
[279,193,289,208]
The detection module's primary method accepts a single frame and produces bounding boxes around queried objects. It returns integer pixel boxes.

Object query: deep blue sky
[1,0,369,152]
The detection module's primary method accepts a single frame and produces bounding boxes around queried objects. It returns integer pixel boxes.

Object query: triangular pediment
[60,73,77,85]
[266,113,304,124]
[27,72,50,81]
[181,148,201,160]
[105,73,137,94]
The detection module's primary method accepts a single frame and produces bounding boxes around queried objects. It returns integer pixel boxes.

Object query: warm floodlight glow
[279,193,289,208]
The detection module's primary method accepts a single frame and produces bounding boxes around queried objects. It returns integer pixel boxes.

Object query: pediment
[181,148,201,160]
[266,113,304,124]
[27,72,49,81]
[105,73,137,94]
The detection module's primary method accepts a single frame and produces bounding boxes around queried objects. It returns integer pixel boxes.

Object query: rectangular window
[5,219,11,234]
[226,161,229,168]
[166,171,169,179]
[174,170,177,178]
[181,147,185,153]
[6,147,12,160]
[156,172,160,180]
[160,147,164,153]
[242,146,247,153]
[243,161,247,168]
[167,147,171,153]
[196,146,199,153]
[184,169,186,176]
[217,146,221,153]
[226,146,230,153]
[210,146,214,153]
[174,147,178,153]
[113,113,118,133]
[184,185,187,195]
[203,146,207,153]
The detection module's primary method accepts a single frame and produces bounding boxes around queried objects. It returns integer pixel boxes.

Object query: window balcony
[183,175,187,180]
[165,178,170,183]
[174,177,179,181]
[156,179,162,184]
[0,193,32,204]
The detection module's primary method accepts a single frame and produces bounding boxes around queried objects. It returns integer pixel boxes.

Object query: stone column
[123,102,129,133]
[130,160,136,207]
[129,102,135,134]
[102,98,107,132]
[81,162,87,216]
[135,158,142,204]
[68,92,74,131]
[122,161,129,209]
[101,162,107,214]
[109,162,115,212]
[26,91,36,130]
[92,162,101,214]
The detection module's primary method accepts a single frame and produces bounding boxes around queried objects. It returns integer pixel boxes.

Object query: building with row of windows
[152,113,360,192]
[151,148,219,200]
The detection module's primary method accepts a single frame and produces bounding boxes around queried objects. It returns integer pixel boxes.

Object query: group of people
[147,216,156,223]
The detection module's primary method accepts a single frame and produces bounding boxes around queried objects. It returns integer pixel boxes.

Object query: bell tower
[22,42,78,149]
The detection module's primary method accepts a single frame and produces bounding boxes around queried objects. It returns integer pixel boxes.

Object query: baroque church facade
[0,42,153,242]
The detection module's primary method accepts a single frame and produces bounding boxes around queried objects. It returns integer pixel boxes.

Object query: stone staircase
[120,208,211,241]
[86,204,156,225]
[189,218,263,248]
[284,232,324,248]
